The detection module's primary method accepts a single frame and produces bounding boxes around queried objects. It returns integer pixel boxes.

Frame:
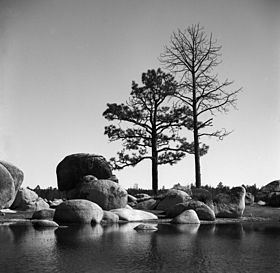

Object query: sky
[0,0,279,190]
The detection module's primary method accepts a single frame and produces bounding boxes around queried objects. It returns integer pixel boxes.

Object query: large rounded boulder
[77,179,127,210]
[53,199,103,224]
[156,189,191,212]
[0,161,24,209]
[213,186,246,218]
[56,153,113,191]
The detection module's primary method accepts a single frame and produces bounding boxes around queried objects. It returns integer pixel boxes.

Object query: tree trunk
[151,135,158,195]
[192,70,201,188]
[193,126,201,188]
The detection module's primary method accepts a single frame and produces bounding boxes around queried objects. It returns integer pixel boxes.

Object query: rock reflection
[214,223,244,239]
[55,224,103,246]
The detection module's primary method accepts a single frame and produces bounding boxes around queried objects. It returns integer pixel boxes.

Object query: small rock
[171,209,200,224]
[257,200,266,206]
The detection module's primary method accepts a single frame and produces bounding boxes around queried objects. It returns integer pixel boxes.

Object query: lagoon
[0,222,280,273]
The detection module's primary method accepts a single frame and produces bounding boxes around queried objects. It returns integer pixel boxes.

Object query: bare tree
[160,24,241,188]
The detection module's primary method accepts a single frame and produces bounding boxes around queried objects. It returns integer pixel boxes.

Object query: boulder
[134,199,157,210]
[110,208,158,221]
[213,186,246,218]
[167,200,215,221]
[256,180,280,202]
[53,199,103,224]
[171,209,200,224]
[31,219,59,228]
[156,189,191,212]
[134,224,158,231]
[102,210,119,223]
[10,188,50,211]
[77,179,127,210]
[0,161,24,209]
[56,153,113,191]
[32,209,55,220]
[267,192,280,207]
[245,192,255,206]
[257,200,266,206]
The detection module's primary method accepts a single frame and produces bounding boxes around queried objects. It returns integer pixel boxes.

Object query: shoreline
[1,204,279,226]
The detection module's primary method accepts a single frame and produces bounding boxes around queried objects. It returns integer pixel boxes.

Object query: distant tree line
[33,183,259,201]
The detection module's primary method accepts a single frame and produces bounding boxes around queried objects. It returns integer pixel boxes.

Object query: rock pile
[56,153,128,210]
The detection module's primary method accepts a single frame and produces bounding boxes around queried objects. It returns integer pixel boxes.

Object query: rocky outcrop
[10,188,49,211]
[0,161,24,209]
[156,189,191,212]
[53,199,103,224]
[213,186,246,218]
[32,209,55,220]
[167,200,215,221]
[110,208,158,221]
[56,153,113,191]
[77,179,127,210]
[171,209,200,224]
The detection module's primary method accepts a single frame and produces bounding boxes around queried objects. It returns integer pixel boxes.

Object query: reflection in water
[1,222,280,272]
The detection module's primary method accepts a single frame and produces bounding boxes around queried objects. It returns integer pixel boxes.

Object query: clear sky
[0,0,279,190]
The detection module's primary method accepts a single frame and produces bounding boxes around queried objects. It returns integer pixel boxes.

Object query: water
[0,222,280,273]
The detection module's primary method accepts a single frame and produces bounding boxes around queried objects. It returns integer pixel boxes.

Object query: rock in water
[156,189,191,212]
[77,179,127,210]
[0,161,24,209]
[56,153,113,191]
[171,209,200,224]
[110,208,158,221]
[54,199,103,224]
[214,186,246,218]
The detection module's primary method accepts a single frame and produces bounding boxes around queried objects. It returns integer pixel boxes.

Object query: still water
[0,222,280,273]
